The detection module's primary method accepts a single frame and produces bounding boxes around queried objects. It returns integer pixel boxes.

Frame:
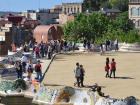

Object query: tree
[113,12,134,32]
[109,0,128,11]
[63,11,140,44]
[63,13,109,42]
[83,0,100,12]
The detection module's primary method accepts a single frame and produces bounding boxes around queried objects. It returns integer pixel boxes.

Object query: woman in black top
[80,65,85,87]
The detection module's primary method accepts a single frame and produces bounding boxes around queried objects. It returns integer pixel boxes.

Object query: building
[101,8,121,19]
[19,10,37,20]
[0,29,12,55]
[62,3,83,14]
[129,0,140,28]
[58,14,75,25]
[33,25,63,43]
[49,5,62,14]
[19,9,59,25]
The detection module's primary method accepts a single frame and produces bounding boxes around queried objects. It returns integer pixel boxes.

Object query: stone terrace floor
[43,52,140,99]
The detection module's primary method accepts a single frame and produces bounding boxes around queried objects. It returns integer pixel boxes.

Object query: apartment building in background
[62,3,83,14]
[129,0,140,28]
[19,8,60,25]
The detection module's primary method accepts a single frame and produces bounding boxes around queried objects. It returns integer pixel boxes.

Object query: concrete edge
[41,54,57,83]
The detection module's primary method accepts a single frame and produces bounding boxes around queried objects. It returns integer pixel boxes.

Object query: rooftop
[62,2,82,5]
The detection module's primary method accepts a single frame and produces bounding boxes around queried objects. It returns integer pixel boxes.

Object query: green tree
[113,12,134,32]
[109,0,128,11]
[83,0,100,12]
[63,13,109,42]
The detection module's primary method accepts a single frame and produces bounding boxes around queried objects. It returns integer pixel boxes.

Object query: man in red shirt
[35,60,42,82]
[110,58,116,78]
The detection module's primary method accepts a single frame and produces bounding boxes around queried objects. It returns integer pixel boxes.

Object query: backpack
[28,64,33,73]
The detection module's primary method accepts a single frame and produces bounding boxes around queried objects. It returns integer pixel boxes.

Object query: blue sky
[0,0,83,12]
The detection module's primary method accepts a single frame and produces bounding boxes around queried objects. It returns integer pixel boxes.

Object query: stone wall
[0,95,33,105]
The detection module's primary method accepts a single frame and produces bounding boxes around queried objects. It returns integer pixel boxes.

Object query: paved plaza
[43,52,140,99]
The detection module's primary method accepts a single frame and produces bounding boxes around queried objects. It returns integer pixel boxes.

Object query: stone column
[75,6,78,13]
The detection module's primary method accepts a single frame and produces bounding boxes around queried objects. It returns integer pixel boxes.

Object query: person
[114,39,118,51]
[21,54,28,73]
[72,42,76,52]
[63,40,67,52]
[47,45,52,59]
[83,40,87,49]
[26,59,33,81]
[14,61,23,78]
[106,40,110,51]
[87,41,91,52]
[35,45,40,58]
[105,62,110,78]
[100,43,104,55]
[110,58,116,78]
[74,62,81,87]
[40,42,45,58]
[35,60,42,82]
[80,65,85,87]
[105,57,110,78]
[106,57,109,64]
[23,42,28,52]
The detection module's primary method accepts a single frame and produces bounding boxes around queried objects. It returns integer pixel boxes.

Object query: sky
[0,0,83,12]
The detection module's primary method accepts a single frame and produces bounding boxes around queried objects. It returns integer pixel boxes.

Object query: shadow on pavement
[115,76,134,79]
[43,83,65,87]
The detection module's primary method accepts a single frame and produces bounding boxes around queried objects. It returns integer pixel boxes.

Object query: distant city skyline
[0,0,83,12]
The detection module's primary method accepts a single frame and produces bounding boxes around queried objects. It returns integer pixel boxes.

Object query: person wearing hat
[35,60,42,82]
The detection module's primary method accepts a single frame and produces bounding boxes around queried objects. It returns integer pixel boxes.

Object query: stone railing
[119,43,140,52]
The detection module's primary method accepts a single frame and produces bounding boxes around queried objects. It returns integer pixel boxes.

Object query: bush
[13,79,27,90]
[95,29,140,44]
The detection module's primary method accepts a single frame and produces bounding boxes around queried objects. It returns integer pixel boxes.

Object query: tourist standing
[110,58,116,78]
[14,61,23,78]
[40,42,45,58]
[100,43,104,55]
[72,42,76,52]
[63,40,67,52]
[44,43,48,57]
[105,63,110,78]
[80,65,85,87]
[74,62,81,87]
[35,45,40,58]
[114,39,118,51]
[35,60,42,82]
[21,54,28,73]
[87,41,91,52]
[105,57,110,78]
[83,40,87,49]
[23,42,29,52]
[47,45,52,59]
[26,59,33,81]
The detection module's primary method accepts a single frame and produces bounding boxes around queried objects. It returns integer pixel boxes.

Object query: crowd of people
[82,39,119,55]
[13,39,77,83]
[24,40,76,59]
[14,57,43,82]
[100,39,119,55]
[12,38,118,85]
